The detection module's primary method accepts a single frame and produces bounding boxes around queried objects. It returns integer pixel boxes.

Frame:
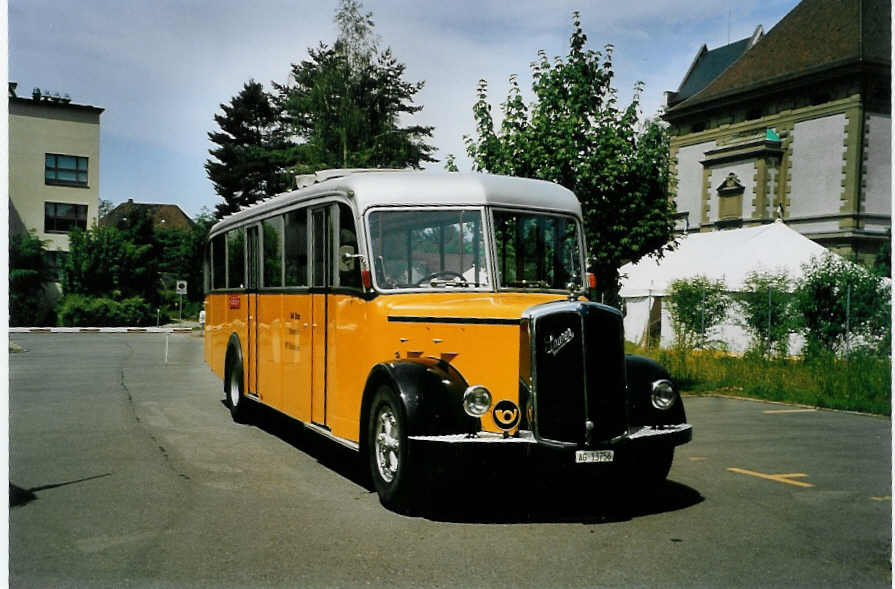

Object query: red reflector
[361,269,373,289]
[587,273,596,288]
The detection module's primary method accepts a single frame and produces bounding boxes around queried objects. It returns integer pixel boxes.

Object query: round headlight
[651,379,676,410]
[463,385,492,417]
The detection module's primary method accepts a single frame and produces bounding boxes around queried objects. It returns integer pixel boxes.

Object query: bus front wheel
[367,385,417,512]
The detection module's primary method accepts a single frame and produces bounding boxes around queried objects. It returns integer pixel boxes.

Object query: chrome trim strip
[306,422,360,452]
[409,431,537,444]
[578,306,590,447]
[624,424,692,440]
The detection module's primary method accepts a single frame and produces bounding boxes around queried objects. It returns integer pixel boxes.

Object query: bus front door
[310,206,331,427]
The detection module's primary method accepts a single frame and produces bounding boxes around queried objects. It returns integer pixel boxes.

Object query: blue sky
[9,0,799,218]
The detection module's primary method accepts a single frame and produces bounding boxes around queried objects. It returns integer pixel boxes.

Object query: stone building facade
[663,0,891,262]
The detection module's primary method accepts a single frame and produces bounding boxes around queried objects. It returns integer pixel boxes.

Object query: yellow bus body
[205,290,566,443]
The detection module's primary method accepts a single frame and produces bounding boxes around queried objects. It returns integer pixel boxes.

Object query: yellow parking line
[871,496,891,502]
[762,409,817,414]
[727,467,815,488]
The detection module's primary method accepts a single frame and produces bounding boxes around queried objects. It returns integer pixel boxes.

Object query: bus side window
[337,203,361,289]
[212,234,226,290]
[285,209,308,287]
[263,216,283,288]
[227,228,245,289]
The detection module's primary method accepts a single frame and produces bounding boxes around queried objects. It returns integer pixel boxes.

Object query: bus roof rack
[295,168,405,190]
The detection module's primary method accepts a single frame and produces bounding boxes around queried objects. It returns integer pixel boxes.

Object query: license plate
[575,450,614,464]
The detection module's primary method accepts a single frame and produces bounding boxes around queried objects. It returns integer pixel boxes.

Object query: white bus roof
[209,171,581,237]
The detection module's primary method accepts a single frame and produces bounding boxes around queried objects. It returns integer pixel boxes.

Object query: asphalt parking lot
[9,332,892,588]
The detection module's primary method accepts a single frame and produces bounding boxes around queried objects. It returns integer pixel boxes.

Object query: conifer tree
[206,80,291,218]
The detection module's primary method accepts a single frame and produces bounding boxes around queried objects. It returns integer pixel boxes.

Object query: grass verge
[626,343,891,416]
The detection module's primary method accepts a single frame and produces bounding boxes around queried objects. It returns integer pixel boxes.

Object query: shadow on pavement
[230,401,704,524]
[226,401,372,490]
[419,477,704,524]
[10,473,113,508]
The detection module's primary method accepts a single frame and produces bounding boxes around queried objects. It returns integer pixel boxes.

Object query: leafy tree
[63,223,156,303]
[274,0,436,174]
[464,13,675,305]
[737,271,796,358]
[9,231,55,326]
[794,254,890,357]
[667,275,730,350]
[206,80,292,218]
[154,207,216,303]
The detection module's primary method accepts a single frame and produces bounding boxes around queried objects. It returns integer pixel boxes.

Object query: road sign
[176,280,188,295]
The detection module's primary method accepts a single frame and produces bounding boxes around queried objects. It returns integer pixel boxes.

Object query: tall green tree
[274,0,436,173]
[465,13,675,305]
[154,207,215,303]
[206,80,291,218]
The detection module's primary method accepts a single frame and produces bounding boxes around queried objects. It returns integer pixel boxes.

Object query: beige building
[8,82,104,271]
[663,0,891,263]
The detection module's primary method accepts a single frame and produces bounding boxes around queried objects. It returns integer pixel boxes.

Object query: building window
[44,202,88,233]
[45,154,88,187]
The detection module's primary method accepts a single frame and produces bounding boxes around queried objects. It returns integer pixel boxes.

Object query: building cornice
[9,96,105,115]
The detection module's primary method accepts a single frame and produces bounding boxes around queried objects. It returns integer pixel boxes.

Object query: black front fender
[625,354,687,426]
[361,358,480,439]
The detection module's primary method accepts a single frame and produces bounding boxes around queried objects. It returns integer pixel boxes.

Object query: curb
[9,327,197,334]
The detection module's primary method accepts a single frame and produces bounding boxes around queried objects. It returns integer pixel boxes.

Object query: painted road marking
[727,467,815,488]
[762,409,817,414]
[689,457,708,462]
[871,496,891,502]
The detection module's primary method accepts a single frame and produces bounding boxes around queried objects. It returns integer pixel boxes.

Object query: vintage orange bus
[203,169,691,510]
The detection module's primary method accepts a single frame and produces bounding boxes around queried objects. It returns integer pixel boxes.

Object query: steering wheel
[414,270,467,287]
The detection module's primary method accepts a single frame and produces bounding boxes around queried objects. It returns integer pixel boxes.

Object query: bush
[794,254,890,357]
[59,295,157,327]
[667,275,730,349]
[737,270,796,358]
[9,231,56,326]
[626,342,890,415]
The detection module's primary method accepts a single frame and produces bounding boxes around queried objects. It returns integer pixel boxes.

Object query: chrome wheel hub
[229,369,240,407]
[374,406,400,483]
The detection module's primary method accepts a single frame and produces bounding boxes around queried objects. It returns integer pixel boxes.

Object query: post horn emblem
[492,400,521,432]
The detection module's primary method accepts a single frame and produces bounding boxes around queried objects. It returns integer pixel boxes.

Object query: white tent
[619,221,831,351]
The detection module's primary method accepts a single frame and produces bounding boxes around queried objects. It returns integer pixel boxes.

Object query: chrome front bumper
[409,423,692,450]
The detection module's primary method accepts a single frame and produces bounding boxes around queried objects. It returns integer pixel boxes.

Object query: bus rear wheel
[225,352,251,423]
[368,385,417,512]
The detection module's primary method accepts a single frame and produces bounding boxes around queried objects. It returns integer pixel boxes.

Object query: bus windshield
[492,210,582,290]
[369,209,489,289]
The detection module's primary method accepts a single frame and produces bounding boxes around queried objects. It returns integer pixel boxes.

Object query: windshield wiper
[429,278,484,288]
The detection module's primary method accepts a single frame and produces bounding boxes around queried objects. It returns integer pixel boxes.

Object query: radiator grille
[528,302,627,445]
